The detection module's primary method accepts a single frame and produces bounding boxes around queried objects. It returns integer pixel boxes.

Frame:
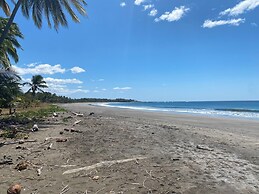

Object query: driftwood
[72,112,84,117]
[196,145,214,151]
[0,140,37,147]
[63,156,147,175]
[73,120,82,126]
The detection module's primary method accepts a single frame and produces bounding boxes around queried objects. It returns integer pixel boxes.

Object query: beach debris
[70,128,83,133]
[31,124,39,132]
[60,131,64,135]
[15,146,27,150]
[37,167,43,176]
[73,120,82,126]
[63,156,147,175]
[92,175,100,180]
[64,128,70,132]
[0,155,13,165]
[53,112,58,117]
[60,184,69,194]
[0,140,37,147]
[45,137,66,141]
[7,184,22,194]
[15,161,29,171]
[89,112,94,116]
[56,138,68,142]
[72,112,84,117]
[47,143,53,149]
[196,145,214,151]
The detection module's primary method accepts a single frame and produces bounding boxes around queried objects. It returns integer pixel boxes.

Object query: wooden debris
[63,156,147,175]
[196,145,214,151]
[15,161,29,171]
[70,128,82,133]
[72,112,84,117]
[47,143,53,149]
[64,128,69,132]
[0,140,37,147]
[7,184,22,194]
[0,159,13,165]
[73,120,82,126]
[56,138,68,142]
[60,184,69,194]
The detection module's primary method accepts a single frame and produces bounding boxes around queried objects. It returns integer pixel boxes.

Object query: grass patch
[0,104,66,139]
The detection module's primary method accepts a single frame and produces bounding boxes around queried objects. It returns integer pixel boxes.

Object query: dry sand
[1,103,259,194]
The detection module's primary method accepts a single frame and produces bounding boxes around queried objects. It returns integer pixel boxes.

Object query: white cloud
[14,64,65,75]
[202,18,245,28]
[102,88,107,91]
[143,4,154,10]
[135,0,145,6]
[155,6,190,22]
[149,8,158,16]
[98,79,104,81]
[120,2,126,7]
[251,22,258,27]
[70,66,86,74]
[113,87,132,90]
[220,0,259,16]
[44,77,83,84]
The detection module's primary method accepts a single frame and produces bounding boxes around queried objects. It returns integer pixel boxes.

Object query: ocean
[98,101,259,120]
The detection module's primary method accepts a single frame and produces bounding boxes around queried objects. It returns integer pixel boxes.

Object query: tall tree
[0,0,10,16]
[23,75,48,96]
[0,0,87,46]
[0,73,21,113]
[0,17,23,69]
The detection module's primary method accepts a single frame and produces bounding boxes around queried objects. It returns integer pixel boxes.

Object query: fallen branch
[60,184,69,194]
[73,120,82,126]
[63,156,147,175]
[0,140,37,147]
[72,112,84,117]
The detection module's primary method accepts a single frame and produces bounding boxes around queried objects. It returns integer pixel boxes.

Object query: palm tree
[23,75,48,96]
[0,0,10,16]
[0,0,87,46]
[0,73,21,114]
[0,17,23,69]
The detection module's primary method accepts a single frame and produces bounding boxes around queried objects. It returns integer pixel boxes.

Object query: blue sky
[8,0,259,101]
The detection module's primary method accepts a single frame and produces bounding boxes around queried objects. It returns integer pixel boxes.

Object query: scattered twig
[60,184,69,194]
[73,120,82,126]
[0,140,37,147]
[95,187,105,194]
[72,112,84,117]
[63,156,147,175]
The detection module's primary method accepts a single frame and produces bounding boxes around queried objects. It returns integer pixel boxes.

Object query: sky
[5,0,259,101]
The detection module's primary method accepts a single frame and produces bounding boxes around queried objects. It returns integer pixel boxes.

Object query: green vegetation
[23,75,48,96]
[0,0,87,46]
[0,104,66,139]
[0,17,23,69]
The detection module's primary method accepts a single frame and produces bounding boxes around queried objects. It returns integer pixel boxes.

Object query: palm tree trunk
[0,0,22,46]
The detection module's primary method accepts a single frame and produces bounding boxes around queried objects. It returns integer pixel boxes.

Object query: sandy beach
[1,103,259,194]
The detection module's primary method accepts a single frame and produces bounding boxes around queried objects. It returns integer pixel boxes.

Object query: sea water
[98,101,259,120]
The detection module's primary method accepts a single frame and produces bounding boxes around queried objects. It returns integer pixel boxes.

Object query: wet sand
[1,103,259,193]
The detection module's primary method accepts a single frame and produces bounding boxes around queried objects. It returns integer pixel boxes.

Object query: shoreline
[1,103,259,193]
[92,102,259,121]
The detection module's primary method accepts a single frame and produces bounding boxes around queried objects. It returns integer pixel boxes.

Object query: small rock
[89,112,94,116]
[92,176,100,180]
